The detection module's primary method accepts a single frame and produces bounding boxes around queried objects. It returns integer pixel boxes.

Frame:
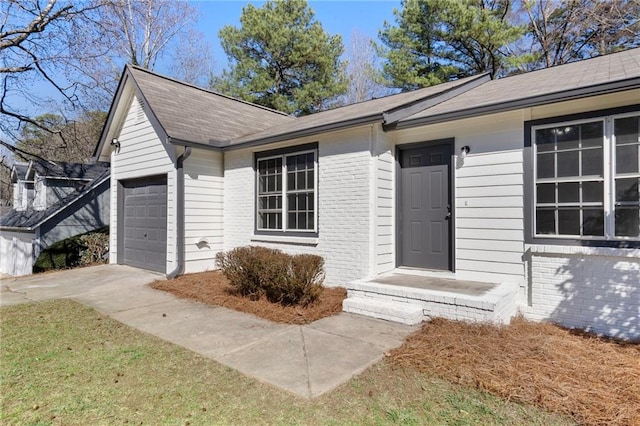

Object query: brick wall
[223,127,374,285]
[524,245,640,340]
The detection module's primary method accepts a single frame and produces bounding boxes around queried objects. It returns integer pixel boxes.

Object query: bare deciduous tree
[78,0,214,109]
[169,28,214,87]
[0,0,103,140]
[345,29,393,104]
[1,0,213,162]
[523,0,640,68]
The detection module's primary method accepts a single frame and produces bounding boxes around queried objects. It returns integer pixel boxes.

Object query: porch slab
[344,271,520,325]
[370,273,496,296]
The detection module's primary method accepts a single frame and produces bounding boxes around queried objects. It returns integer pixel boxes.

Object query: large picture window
[533,113,640,240]
[256,148,317,233]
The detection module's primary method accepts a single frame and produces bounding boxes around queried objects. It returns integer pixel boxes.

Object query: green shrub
[34,237,84,272]
[215,246,325,306]
[34,228,109,273]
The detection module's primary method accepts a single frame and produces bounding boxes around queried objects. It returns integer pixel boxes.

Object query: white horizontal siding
[110,94,177,273]
[457,174,523,188]
[457,185,522,197]
[394,111,526,284]
[0,231,34,276]
[456,239,523,252]
[456,228,523,241]
[457,218,523,230]
[184,149,224,274]
[375,126,395,275]
[456,207,522,219]
[453,127,525,283]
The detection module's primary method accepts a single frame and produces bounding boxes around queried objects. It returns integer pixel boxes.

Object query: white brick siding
[524,245,640,340]
[223,127,374,285]
[346,280,519,324]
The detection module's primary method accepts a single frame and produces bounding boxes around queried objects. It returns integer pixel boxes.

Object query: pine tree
[378,0,523,91]
[212,0,347,116]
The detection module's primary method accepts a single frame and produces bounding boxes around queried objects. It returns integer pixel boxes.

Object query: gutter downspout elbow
[167,144,192,279]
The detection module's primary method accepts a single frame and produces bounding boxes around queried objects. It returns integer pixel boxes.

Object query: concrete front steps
[343,275,520,326]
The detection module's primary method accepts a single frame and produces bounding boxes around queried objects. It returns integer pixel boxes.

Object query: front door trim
[395,138,455,272]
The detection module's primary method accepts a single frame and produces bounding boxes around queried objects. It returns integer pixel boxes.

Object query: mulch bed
[150,270,346,325]
[388,316,640,426]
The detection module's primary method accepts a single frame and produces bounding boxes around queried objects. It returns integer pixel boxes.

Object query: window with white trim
[256,149,317,232]
[533,113,640,239]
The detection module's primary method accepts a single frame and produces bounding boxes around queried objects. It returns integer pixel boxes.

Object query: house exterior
[95,49,640,340]
[0,160,110,276]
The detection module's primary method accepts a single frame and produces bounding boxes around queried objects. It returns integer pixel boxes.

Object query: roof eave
[391,76,640,130]
[167,137,224,152]
[222,114,383,151]
[0,226,36,232]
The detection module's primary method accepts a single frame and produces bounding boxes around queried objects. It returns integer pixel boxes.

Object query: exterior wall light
[460,145,470,158]
[110,138,121,153]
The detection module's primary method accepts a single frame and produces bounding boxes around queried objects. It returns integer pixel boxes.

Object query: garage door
[122,176,167,272]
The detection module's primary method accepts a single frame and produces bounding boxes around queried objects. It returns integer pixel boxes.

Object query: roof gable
[10,163,28,182]
[94,65,295,158]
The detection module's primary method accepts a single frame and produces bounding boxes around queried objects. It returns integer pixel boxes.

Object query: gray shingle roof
[228,74,487,147]
[99,48,639,156]
[29,161,109,180]
[399,48,640,126]
[0,168,110,230]
[128,66,295,146]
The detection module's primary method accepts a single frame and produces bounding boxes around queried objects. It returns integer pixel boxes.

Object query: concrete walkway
[0,265,418,398]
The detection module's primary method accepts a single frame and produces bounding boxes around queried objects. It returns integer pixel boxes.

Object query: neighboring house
[0,160,110,276]
[94,48,640,339]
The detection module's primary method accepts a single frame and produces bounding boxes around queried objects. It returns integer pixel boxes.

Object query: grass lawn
[0,300,572,425]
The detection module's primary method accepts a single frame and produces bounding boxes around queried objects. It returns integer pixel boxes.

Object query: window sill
[251,234,319,246]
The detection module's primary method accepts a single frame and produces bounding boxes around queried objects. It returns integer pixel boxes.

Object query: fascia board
[392,77,640,130]
[93,66,130,160]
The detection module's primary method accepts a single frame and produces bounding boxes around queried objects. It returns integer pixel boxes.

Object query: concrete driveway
[1,264,163,308]
[0,265,418,398]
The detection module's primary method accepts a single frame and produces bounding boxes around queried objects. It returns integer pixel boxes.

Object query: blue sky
[4,0,401,142]
[193,1,401,72]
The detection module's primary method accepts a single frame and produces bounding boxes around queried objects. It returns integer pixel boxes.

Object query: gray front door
[122,176,167,272]
[399,143,452,270]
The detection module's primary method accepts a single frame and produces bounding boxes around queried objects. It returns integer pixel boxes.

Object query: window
[533,113,640,240]
[256,148,317,233]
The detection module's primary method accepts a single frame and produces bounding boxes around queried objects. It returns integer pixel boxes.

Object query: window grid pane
[257,151,316,232]
[257,157,283,230]
[535,121,605,237]
[614,117,640,237]
[285,152,315,231]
